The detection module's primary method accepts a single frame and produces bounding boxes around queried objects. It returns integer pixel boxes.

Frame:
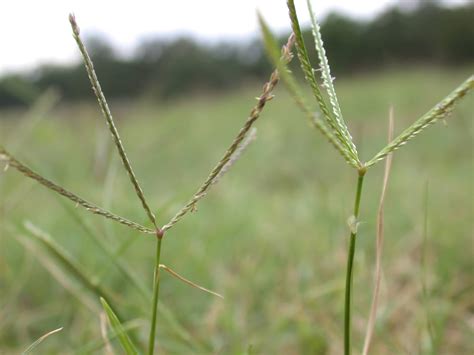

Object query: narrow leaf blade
[100,297,139,355]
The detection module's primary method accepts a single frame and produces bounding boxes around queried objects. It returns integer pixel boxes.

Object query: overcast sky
[0,0,468,75]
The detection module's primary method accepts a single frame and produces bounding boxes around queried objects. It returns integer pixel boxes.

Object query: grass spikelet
[286,0,359,164]
[257,13,359,168]
[100,297,139,355]
[306,0,358,160]
[22,327,63,354]
[211,127,257,187]
[161,37,294,233]
[0,148,154,235]
[69,14,157,229]
[159,264,223,299]
[366,75,473,167]
[362,108,394,355]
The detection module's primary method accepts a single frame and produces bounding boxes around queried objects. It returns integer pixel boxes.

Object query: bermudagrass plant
[0,14,295,354]
[259,1,473,354]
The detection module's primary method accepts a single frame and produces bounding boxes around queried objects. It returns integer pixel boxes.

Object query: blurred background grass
[0,64,473,354]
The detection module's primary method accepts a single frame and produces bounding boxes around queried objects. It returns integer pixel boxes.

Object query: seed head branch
[161,35,295,233]
[69,14,157,229]
[0,148,155,235]
[366,75,474,168]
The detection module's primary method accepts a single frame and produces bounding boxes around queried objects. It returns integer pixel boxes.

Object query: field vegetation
[1,63,472,353]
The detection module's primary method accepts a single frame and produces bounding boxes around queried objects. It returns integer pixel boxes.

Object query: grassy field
[0,66,473,354]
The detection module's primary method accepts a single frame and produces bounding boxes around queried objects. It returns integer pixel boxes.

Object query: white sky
[0,0,468,75]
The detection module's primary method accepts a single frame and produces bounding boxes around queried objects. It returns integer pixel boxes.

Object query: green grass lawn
[0,66,473,354]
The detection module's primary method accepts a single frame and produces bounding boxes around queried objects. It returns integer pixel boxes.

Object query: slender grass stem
[148,235,164,355]
[344,170,366,355]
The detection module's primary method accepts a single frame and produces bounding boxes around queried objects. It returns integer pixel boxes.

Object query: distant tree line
[0,2,473,108]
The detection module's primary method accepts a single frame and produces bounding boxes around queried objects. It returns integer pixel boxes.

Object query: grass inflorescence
[259,1,473,354]
[0,13,295,354]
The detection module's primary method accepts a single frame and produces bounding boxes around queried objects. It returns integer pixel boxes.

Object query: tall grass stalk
[260,1,473,353]
[344,170,366,353]
[148,237,163,354]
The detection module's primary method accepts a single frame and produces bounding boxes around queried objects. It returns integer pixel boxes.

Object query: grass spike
[100,297,139,355]
[69,14,157,229]
[0,148,155,234]
[286,0,359,164]
[307,0,358,159]
[258,13,359,168]
[161,35,295,233]
[366,75,473,168]
[211,127,257,187]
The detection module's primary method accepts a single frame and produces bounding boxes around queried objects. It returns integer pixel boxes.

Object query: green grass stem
[148,237,163,354]
[344,171,366,355]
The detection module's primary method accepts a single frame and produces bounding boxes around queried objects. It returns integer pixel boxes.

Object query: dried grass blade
[366,75,473,168]
[69,14,157,228]
[161,35,294,232]
[159,264,223,299]
[362,108,394,355]
[100,312,114,355]
[22,327,63,354]
[0,148,154,235]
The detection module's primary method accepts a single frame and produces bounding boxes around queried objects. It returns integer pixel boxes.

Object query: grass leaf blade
[100,297,140,355]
